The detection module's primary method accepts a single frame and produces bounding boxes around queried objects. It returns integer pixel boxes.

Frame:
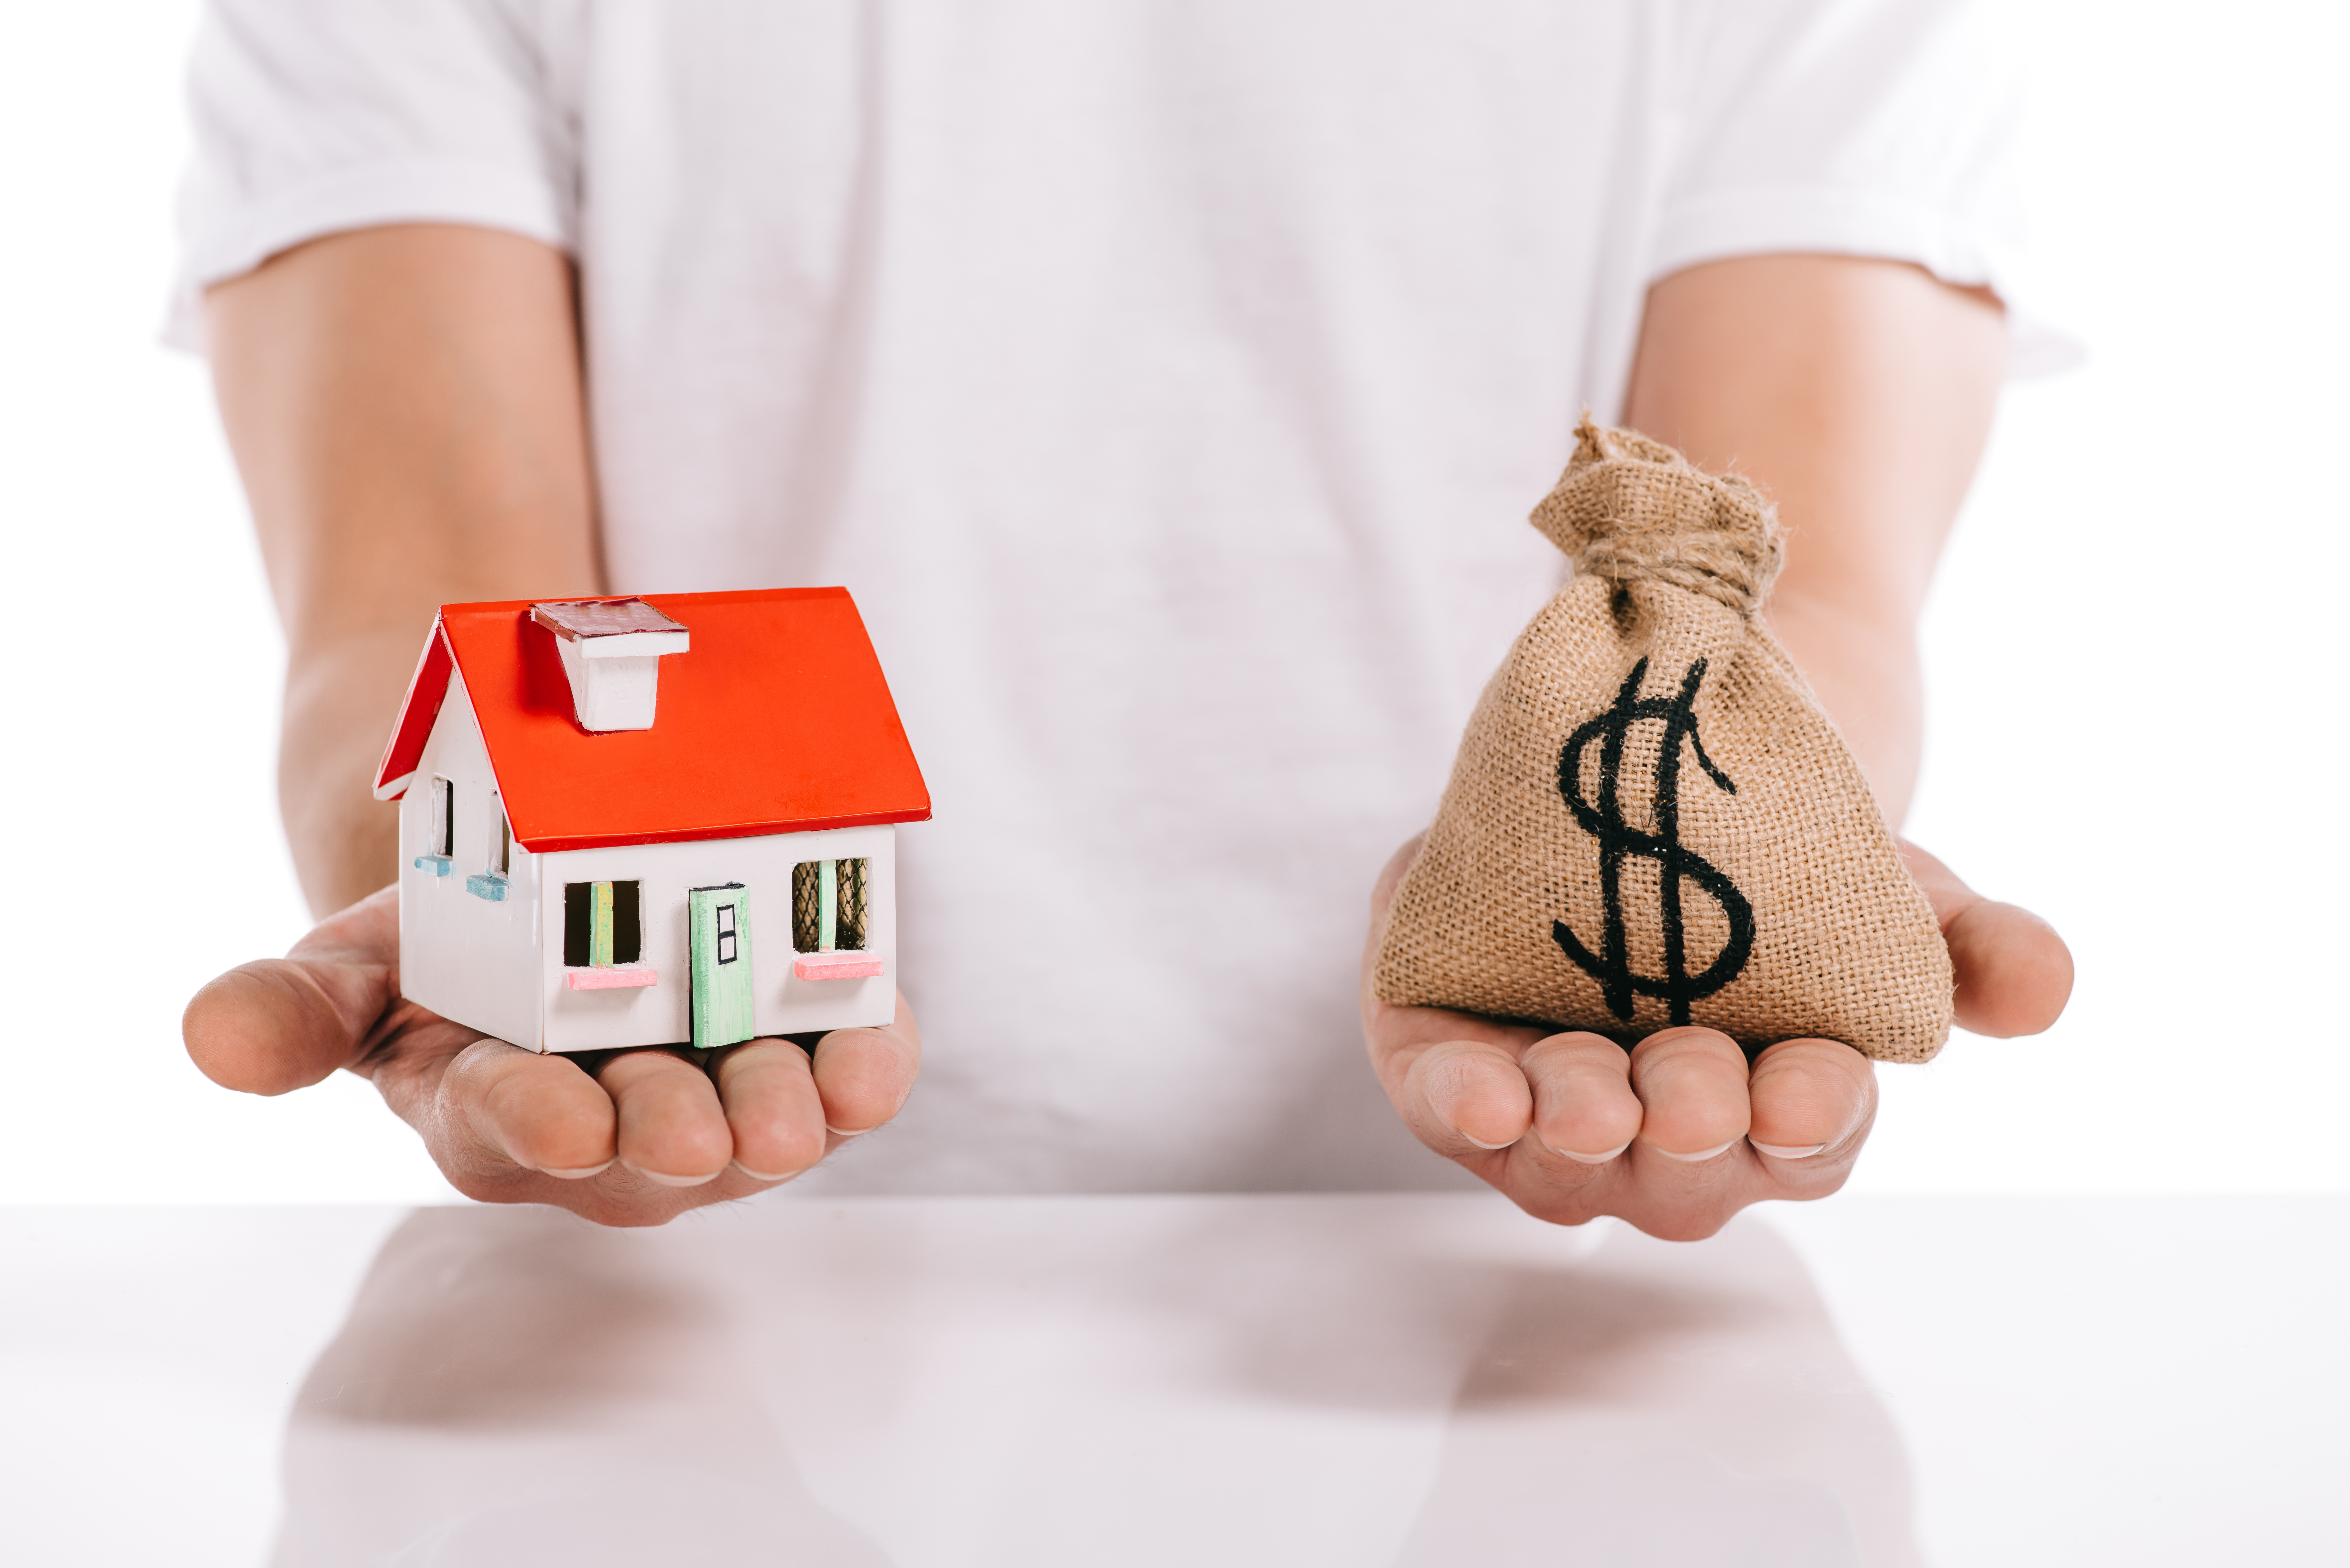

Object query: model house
[373,589,931,1053]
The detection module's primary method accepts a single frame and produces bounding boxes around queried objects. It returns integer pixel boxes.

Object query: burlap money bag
[1373,418,1953,1062]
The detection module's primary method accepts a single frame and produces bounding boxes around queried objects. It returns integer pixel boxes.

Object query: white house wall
[539,825,896,1053]
[397,668,545,1050]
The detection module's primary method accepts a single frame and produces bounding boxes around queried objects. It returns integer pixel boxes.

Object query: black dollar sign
[1552,657,1755,1026]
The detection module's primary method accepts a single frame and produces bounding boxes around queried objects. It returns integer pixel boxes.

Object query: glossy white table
[5,1195,2342,1566]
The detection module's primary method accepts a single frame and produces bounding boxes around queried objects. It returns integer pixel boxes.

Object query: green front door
[687,884,756,1050]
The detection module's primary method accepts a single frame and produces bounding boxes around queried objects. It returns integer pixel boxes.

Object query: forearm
[206,225,604,915]
[1761,597,1923,822]
[1620,254,2007,824]
[277,632,426,922]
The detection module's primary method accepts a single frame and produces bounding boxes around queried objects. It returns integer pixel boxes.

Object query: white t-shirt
[177,0,2053,1194]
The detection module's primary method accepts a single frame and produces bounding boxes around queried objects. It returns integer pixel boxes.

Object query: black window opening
[715,902,739,964]
[792,858,869,952]
[427,777,454,858]
[564,880,643,968]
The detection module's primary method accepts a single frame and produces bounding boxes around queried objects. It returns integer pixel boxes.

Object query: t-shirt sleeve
[167,0,580,351]
[1657,0,2075,375]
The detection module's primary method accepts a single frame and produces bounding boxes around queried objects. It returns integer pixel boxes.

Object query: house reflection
[267,1196,1922,1567]
[267,1203,887,1568]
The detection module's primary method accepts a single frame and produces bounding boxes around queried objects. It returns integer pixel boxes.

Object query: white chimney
[531,598,691,732]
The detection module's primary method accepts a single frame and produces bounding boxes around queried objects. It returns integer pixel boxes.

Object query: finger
[1946,900,2073,1037]
[1901,841,2074,1037]
[714,1040,830,1180]
[433,1039,618,1179]
[596,1050,734,1186]
[182,885,403,1094]
[1524,1033,1642,1162]
[810,991,923,1136]
[1746,1038,1874,1165]
[1492,1035,1641,1225]
[1626,1028,1750,1161]
[184,960,370,1095]
[1401,1039,1533,1156]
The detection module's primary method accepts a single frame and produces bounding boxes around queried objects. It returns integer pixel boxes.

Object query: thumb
[1900,841,2074,1038]
[183,886,401,1095]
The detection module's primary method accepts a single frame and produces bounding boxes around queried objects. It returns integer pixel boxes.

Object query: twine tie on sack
[1529,417,1785,615]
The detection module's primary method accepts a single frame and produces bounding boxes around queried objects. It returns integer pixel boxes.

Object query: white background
[1,0,2341,1205]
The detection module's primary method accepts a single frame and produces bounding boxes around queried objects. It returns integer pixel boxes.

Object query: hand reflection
[1385,1220,1922,1567]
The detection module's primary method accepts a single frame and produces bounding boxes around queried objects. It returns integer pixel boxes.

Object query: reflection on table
[268,1195,1919,1567]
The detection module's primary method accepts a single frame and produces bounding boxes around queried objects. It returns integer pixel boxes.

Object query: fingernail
[1649,1139,1739,1163]
[1459,1130,1520,1151]
[630,1166,723,1188]
[824,1124,873,1138]
[1751,1141,1829,1161]
[540,1160,615,1180]
[730,1159,797,1182]
[1544,1140,1631,1165]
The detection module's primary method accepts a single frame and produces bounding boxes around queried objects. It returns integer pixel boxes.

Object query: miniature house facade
[373,589,931,1054]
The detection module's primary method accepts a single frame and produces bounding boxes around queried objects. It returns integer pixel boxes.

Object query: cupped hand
[1362,837,2071,1240]
[183,887,921,1226]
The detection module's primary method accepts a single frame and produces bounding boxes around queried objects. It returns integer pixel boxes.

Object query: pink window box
[794,952,885,981]
[566,964,658,991]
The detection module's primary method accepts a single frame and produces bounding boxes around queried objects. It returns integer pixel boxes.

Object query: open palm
[1362,837,2071,1240]
[183,887,921,1226]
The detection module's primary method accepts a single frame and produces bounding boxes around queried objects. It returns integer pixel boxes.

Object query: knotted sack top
[1530,418,1784,616]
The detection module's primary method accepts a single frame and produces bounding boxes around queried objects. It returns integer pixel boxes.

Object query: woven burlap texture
[1373,418,1953,1063]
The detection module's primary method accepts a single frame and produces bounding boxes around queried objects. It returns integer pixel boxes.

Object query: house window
[564,880,642,968]
[715,902,739,964]
[792,858,868,952]
[488,794,511,878]
[426,777,454,858]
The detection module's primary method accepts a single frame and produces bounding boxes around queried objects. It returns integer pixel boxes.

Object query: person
[177,0,2073,1235]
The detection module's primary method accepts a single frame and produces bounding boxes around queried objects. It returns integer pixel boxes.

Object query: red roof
[374,588,931,853]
